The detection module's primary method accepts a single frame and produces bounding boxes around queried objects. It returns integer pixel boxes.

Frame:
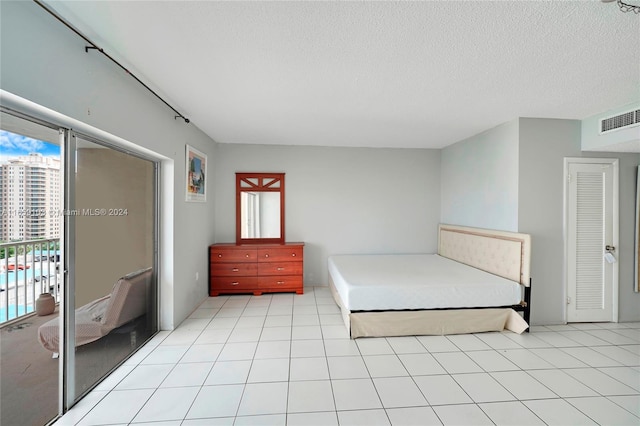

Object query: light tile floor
[54,287,640,425]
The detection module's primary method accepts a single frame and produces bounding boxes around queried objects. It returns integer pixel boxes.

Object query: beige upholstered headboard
[438,224,531,287]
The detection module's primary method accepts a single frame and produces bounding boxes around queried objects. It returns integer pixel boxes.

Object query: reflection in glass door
[64,133,158,404]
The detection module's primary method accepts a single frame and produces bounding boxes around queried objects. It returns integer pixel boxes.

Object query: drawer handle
[231,282,239,286]
[218,254,222,258]
[232,268,239,272]
[291,253,296,257]
[277,281,285,285]
[265,254,269,258]
[245,254,250,258]
[277,267,285,271]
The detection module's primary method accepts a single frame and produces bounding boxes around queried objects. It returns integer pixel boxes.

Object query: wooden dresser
[209,242,304,296]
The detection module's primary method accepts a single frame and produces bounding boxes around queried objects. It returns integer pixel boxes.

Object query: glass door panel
[66,134,157,402]
[0,110,61,426]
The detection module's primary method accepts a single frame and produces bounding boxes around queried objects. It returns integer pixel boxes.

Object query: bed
[328,224,531,338]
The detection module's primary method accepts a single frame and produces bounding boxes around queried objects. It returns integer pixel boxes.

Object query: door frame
[563,157,619,324]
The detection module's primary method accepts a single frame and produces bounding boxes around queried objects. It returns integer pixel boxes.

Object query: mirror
[236,173,285,244]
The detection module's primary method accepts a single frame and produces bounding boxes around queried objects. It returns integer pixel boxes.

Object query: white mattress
[328,254,522,311]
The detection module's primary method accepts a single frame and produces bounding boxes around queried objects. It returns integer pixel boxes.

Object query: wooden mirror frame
[236,172,285,245]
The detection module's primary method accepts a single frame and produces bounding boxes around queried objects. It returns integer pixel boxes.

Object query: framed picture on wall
[185,144,207,202]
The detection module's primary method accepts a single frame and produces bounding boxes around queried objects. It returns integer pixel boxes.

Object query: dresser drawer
[258,275,303,289]
[257,261,303,276]
[257,246,303,262]
[210,263,257,277]
[209,243,304,296]
[211,276,258,290]
[210,247,257,262]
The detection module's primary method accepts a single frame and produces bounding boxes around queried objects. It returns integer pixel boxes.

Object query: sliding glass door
[0,111,62,426]
[1,107,160,423]
[64,133,158,404]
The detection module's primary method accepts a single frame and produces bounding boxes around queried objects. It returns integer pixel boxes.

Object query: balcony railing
[0,239,61,324]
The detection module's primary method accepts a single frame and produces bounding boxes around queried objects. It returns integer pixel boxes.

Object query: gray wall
[518,118,583,325]
[614,153,640,321]
[214,144,441,286]
[442,117,640,325]
[519,118,640,323]
[1,1,217,328]
[441,120,519,231]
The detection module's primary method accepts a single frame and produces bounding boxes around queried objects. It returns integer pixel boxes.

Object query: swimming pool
[0,267,57,287]
[0,304,32,323]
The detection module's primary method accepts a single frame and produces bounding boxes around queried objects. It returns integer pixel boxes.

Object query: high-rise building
[0,153,61,241]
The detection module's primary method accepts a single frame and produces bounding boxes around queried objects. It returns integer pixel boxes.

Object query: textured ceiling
[45,1,639,149]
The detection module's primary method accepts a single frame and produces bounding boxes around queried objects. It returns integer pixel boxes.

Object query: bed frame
[329,224,532,338]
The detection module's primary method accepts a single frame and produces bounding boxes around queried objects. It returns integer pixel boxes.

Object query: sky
[0,130,60,161]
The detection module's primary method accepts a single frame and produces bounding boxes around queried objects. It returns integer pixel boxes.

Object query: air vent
[600,109,640,134]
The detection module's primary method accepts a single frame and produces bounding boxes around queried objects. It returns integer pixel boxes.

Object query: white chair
[37,268,152,354]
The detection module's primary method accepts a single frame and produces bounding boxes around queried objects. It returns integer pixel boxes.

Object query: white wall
[440,120,519,231]
[0,1,218,328]
[214,143,441,286]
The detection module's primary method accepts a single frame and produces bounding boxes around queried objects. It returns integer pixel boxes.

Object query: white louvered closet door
[567,162,615,322]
